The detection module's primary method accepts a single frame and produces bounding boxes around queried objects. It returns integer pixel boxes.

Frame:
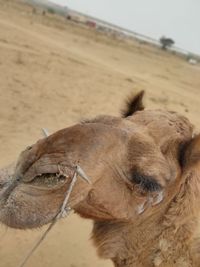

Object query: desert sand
[0,1,200,266]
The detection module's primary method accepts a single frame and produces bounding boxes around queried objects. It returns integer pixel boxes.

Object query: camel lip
[20,164,91,189]
[17,184,68,196]
[21,164,77,191]
[27,173,69,189]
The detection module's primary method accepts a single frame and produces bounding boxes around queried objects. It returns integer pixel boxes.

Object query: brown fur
[0,91,200,266]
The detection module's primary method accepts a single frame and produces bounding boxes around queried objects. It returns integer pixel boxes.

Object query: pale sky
[51,0,200,55]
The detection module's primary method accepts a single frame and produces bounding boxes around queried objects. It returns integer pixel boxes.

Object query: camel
[0,91,200,267]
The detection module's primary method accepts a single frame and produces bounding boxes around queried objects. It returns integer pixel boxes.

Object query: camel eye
[131,172,162,192]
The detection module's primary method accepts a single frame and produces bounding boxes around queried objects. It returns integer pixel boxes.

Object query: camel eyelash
[131,172,162,192]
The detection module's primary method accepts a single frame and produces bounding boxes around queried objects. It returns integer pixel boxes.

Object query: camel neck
[93,203,199,266]
[94,218,197,267]
[92,216,163,267]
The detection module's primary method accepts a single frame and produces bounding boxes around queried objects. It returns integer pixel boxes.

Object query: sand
[0,1,200,266]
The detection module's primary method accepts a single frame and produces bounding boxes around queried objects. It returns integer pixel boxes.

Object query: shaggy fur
[0,91,200,266]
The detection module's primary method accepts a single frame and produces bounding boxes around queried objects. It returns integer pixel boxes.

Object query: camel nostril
[16,176,21,182]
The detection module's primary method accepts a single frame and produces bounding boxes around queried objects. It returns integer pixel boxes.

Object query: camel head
[1,91,200,266]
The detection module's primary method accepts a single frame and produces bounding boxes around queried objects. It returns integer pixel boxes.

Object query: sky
[51,0,200,55]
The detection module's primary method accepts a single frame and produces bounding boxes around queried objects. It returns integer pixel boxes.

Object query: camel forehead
[85,110,193,138]
[127,110,194,140]
[128,109,193,129]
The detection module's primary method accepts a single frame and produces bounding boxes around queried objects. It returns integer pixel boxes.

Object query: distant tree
[47,7,55,15]
[66,15,71,20]
[159,36,175,50]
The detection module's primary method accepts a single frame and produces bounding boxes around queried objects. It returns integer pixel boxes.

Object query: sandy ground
[0,1,200,266]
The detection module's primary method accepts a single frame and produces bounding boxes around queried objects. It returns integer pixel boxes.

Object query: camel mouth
[0,160,90,229]
[0,167,76,229]
[22,164,91,191]
[28,173,69,190]
[17,162,79,191]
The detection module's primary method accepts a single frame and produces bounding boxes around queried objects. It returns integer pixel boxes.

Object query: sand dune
[0,1,200,266]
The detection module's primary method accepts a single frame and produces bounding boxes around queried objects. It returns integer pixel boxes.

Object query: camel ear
[178,134,200,205]
[177,134,200,229]
[180,134,200,170]
[122,90,145,118]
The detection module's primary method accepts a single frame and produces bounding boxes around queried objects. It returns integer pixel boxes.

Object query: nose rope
[18,165,91,267]
[41,128,49,137]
